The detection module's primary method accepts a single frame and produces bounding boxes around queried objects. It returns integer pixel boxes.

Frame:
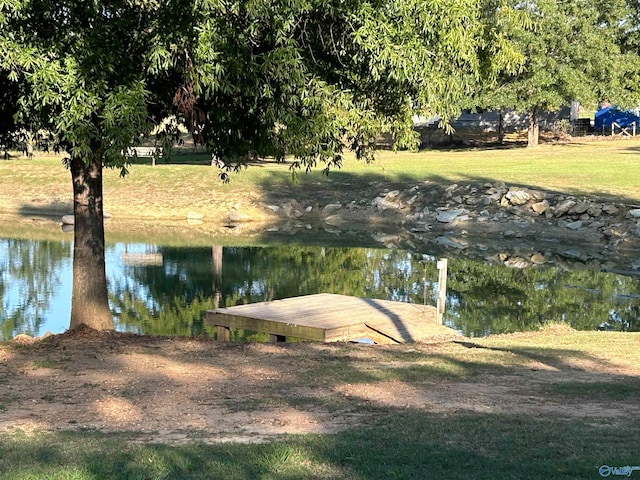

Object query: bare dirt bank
[2,327,639,444]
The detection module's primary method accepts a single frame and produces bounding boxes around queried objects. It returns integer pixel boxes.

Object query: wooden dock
[206,293,457,344]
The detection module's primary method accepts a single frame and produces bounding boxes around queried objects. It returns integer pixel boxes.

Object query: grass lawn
[1,137,640,223]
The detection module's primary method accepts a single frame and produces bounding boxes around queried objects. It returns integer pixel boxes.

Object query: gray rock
[513,220,533,228]
[372,197,400,210]
[405,195,418,206]
[565,220,583,230]
[554,199,576,217]
[282,203,293,217]
[504,257,530,269]
[410,223,432,233]
[531,200,550,215]
[486,190,503,202]
[602,204,619,215]
[528,190,547,201]
[436,209,466,223]
[560,249,587,261]
[405,212,423,222]
[324,215,343,226]
[505,189,531,206]
[444,184,459,194]
[530,253,546,264]
[571,202,589,215]
[226,211,252,223]
[384,190,401,199]
[628,209,640,218]
[587,204,602,217]
[435,236,469,249]
[61,215,74,225]
[266,205,280,213]
[322,203,342,215]
[603,227,626,238]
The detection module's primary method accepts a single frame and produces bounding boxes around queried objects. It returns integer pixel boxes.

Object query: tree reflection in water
[1,239,639,339]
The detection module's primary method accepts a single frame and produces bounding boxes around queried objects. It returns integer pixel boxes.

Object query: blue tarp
[594,107,640,130]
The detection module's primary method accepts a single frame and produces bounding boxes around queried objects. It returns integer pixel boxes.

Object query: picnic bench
[124,146,164,166]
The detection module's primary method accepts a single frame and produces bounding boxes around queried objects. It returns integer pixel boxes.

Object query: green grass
[344,141,640,202]
[31,359,58,370]
[0,412,637,479]
[547,380,640,400]
[1,138,640,225]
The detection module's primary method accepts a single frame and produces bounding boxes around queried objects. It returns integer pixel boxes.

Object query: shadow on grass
[0,409,635,479]
[18,202,72,218]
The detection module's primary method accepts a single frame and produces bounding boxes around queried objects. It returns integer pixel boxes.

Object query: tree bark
[69,156,114,330]
[498,109,505,144]
[527,107,540,147]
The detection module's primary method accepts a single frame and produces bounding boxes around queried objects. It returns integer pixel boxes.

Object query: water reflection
[1,237,638,340]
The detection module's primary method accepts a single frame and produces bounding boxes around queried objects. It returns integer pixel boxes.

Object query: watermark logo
[599,465,640,477]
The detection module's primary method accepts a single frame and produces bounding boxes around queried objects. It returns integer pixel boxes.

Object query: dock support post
[436,258,448,324]
[269,334,286,344]
[216,325,230,341]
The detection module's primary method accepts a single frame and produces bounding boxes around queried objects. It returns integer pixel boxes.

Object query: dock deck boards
[206,293,456,343]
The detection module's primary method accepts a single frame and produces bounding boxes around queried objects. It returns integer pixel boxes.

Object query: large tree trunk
[527,107,540,147]
[69,156,114,330]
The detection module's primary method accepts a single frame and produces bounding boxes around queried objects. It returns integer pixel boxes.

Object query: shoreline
[2,177,639,275]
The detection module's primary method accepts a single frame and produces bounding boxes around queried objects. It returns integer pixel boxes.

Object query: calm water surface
[1,236,639,340]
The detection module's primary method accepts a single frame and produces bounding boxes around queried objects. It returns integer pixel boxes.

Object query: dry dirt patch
[1,328,638,444]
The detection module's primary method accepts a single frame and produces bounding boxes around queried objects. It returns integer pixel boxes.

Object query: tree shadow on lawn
[254,168,640,207]
[17,202,73,218]
[0,405,636,479]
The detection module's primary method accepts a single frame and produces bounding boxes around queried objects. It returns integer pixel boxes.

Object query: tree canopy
[0,0,521,331]
[469,0,640,146]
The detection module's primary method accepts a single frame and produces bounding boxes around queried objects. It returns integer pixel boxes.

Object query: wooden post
[436,258,448,324]
[269,334,286,344]
[216,325,230,341]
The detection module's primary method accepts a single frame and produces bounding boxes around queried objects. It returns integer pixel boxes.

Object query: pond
[1,233,639,341]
